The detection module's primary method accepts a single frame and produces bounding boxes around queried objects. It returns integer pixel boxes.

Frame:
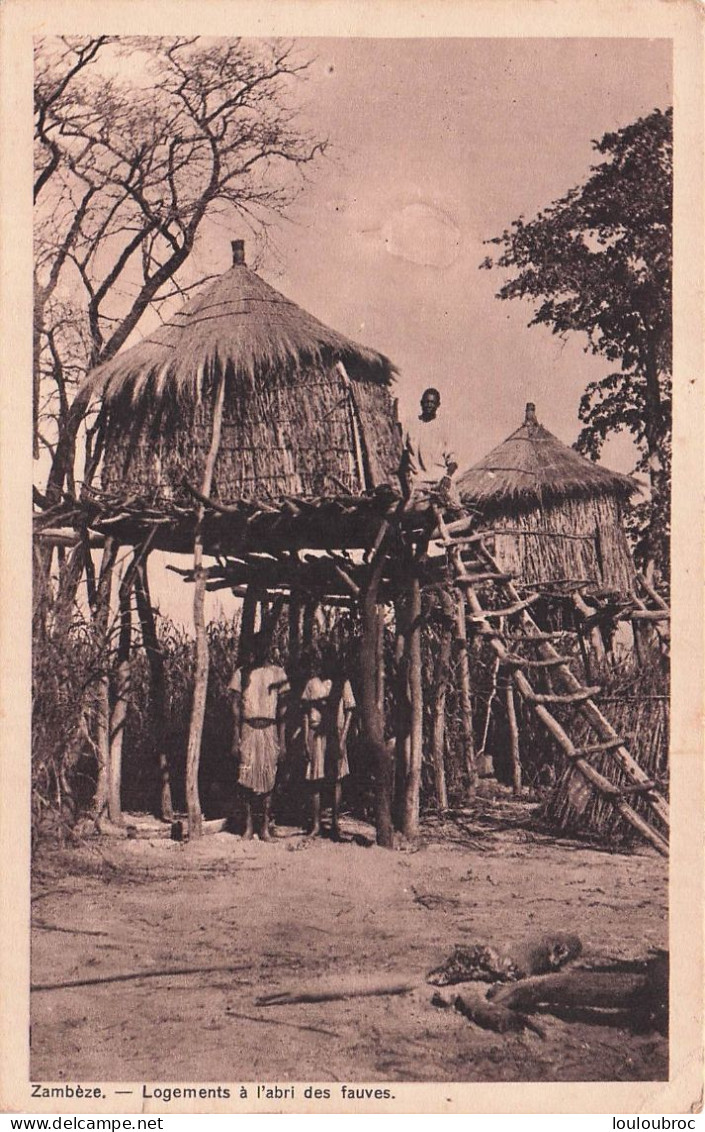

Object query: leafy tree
[481,107,672,583]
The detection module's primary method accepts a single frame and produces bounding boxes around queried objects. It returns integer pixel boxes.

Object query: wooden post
[505,681,522,796]
[393,596,411,828]
[573,592,607,667]
[430,613,451,812]
[185,372,226,839]
[134,559,174,822]
[302,598,317,657]
[376,606,386,715]
[288,592,303,669]
[455,596,477,798]
[239,585,258,663]
[402,574,423,839]
[90,537,118,820]
[360,555,394,847]
[107,566,132,825]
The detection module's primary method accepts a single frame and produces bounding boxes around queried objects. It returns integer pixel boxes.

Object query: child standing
[229,635,289,840]
[301,651,356,839]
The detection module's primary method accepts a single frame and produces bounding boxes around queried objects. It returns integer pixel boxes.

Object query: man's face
[421,390,440,416]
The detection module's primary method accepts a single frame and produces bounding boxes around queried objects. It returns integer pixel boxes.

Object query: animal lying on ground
[255,936,666,1040]
[431,948,668,1038]
[427,932,583,986]
[256,934,582,1007]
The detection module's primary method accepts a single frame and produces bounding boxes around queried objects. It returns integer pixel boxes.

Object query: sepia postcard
[1,0,703,1117]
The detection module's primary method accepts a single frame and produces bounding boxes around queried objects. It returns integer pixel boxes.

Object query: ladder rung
[574,739,626,756]
[445,534,488,546]
[510,631,578,642]
[468,595,540,620]
[523,685,601,705]
[454,571,514,585]
[617,781,658,797]
[502,654,572,669]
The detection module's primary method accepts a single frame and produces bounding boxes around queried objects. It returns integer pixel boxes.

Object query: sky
[101,37,674,624]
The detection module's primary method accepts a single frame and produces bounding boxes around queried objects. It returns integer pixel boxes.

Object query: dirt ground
[31,798,668,1084]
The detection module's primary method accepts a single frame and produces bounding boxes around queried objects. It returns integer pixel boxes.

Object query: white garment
[301,677,356,782]
[406,414,455,481]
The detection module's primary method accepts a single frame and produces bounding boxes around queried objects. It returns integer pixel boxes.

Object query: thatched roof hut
[80,242,403,506]
[457,403,638,595]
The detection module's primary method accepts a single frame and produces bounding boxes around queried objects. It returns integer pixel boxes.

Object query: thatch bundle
[80,243,403,505]
[458,404,638,595]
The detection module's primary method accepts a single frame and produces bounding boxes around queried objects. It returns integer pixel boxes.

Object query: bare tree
[34,35,326,498]
[33,37,327,827]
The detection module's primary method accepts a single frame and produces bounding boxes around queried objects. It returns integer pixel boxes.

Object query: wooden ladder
[433,510,669,856]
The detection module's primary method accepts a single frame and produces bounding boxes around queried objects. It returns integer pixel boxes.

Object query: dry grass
[80,264,395,402]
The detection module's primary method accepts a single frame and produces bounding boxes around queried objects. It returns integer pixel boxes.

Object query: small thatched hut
[457,403,638,595]
[81,241,403,506]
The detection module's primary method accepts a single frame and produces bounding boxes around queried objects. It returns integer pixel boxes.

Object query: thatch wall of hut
[101,361,403,505]
[542,688,669,843]
[459,405,639,598]
[482,493,637,595]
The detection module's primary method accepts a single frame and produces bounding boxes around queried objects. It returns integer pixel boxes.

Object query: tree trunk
[641,336,668,583]
[402,575,423,839]
[134,559,174,821]
[185,373,226,839]
[430,617,451,812]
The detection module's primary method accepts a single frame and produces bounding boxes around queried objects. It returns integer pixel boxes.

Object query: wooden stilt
[430,613,451,812]
[185,372,226,839]
[505,682,522,796]
[134,559,174,822]
[107,566,133,825]
[454,596,476,798]
[288,592,303,670]
[360,557,394,847]
[572,592,607,666]
[376,606,386,715]
[302,598,317,657]
[393,597,411,829]
[90,537,118,820]
[239,585,258,662]
[402,574,423,839]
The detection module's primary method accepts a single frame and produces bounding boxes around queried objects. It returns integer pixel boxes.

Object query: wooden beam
[522,686,602,706]
[134,558,174,822]
[454,598,476,798]
[360,554,394,847]
[107,562,134,826]
[501,654,573,669]
[468,595,540,620]
[403,575,423,839]
[506,682,522,797]
[185,372,226,839]
[430,615,452,812]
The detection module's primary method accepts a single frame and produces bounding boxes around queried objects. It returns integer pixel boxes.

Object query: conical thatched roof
[458,404,637,508]
[80,245,395,405]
